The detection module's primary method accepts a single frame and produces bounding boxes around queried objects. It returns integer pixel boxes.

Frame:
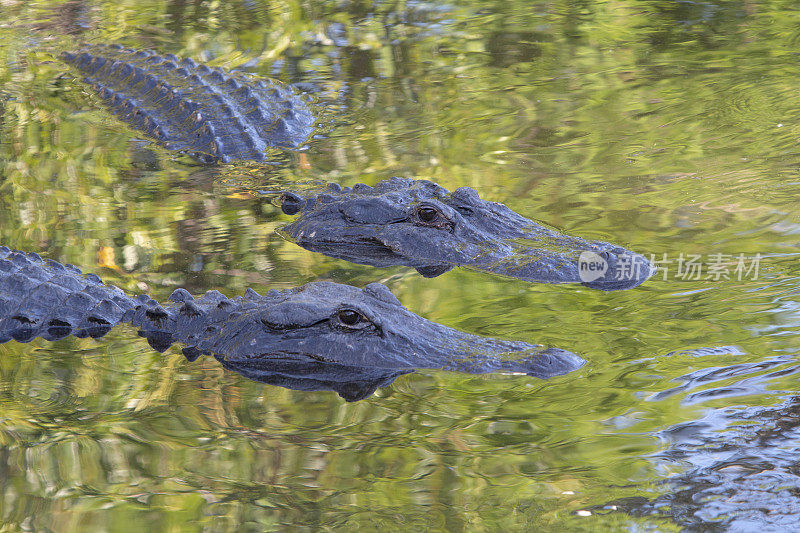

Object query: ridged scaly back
[61,44,316,162]
[0,246,138,343]
[0,246,260,355]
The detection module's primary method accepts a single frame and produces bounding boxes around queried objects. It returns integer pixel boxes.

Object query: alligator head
[278,177,654,290]
[133,281,584,401]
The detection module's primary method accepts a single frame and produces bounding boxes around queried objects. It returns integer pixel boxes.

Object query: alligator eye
[417,207,439,223]
[335,308,371,330]
[338,309,361,326]
[413,205,452,230]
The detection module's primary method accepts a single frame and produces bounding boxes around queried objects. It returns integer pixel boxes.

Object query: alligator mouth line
[280,230,406,262]
[254,351,340,363]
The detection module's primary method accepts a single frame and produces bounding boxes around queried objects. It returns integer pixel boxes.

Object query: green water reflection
[3,0,800,530]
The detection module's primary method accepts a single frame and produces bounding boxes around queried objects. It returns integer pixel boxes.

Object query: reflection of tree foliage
[642,0,748,50]
[2,0,800,530]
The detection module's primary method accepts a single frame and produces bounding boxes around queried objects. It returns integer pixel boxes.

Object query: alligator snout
[579,249,655,291]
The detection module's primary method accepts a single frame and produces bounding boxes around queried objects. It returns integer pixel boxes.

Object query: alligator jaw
[214,342,583,402]
[213,356,413,401]
[394,318,587,377]
[276,225,455,276]
[379,225,655,290]
[223,328,587,379]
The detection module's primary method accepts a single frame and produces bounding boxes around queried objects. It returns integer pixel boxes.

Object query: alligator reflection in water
[0,247,585,400]
[218,359,411,402]
[591,359,800,528]
[279,177,654,290]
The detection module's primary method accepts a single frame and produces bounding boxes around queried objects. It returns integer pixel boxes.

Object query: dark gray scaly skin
[0,247,585,400]
[279,177,655,290]
[60,44,316,163]
[0,247,138,343]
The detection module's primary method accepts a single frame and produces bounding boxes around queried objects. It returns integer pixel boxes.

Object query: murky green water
[3,1,800,530]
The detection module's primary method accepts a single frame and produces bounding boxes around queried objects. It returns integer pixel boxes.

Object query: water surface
[2,0,800,530]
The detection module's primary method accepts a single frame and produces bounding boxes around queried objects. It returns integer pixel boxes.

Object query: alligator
[60,44,317,162]
[279,177,654,290]
[0,246,585,400]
